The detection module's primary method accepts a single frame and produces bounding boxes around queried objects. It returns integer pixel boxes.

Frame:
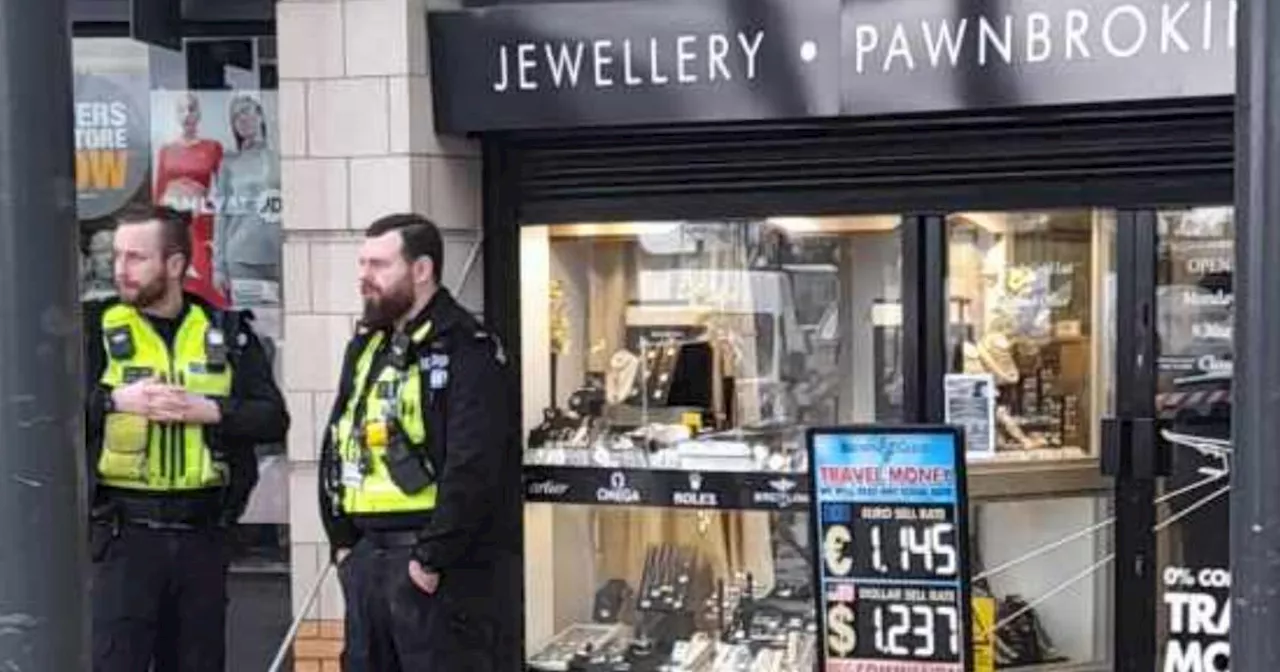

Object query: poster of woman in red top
[154,91,226,307]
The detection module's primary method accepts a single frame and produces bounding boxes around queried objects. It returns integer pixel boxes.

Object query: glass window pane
[520,216,902,662]
[947,209,1116,670]
[523,216,902,470]
[947,210,1115,464]
[1154,206,1233,671]
[971,495,1113,668]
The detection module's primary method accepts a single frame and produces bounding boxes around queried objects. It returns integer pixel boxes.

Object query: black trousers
[339,537,517,672]
[90,524,229,672]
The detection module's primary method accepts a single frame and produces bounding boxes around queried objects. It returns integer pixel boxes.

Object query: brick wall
[275,0,480,666]
[293,621,345,672]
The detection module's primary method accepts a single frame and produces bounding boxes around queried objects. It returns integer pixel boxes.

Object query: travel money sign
[807,425,974,672]
[426,0,1237,133]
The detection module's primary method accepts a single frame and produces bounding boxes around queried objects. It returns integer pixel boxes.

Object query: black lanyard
[349,332,415,467]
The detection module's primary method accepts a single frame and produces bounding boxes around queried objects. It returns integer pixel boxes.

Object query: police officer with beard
[319,213,521,671]
[83,204,289,672]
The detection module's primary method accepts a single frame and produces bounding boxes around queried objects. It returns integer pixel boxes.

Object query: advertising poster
[75,72,151,224]
[76,83,284,348]
[809,426,972,672]
[943,374,996,459]
[76,71,152,302]
[150,89,283,342]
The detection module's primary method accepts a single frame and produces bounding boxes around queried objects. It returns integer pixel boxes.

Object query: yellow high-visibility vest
[98,303,233,491]
[333,321,438,515]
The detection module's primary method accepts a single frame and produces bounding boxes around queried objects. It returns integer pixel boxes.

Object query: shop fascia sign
[491,30,768,93]
[855,2,1236,69]
[426,0,1238,133]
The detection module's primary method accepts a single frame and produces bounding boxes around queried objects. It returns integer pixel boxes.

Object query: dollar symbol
[828,602,857,656]
[824,524,853,576]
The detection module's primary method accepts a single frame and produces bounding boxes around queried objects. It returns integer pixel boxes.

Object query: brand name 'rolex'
[673,491,719,507]
[493,31,765,93]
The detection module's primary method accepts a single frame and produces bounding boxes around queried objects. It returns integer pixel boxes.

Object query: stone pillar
[274,0,480,668]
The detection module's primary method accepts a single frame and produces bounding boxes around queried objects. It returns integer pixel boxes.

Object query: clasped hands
[111,377,221,425]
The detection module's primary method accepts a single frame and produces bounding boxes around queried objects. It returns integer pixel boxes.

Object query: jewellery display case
[519,216,1113,671]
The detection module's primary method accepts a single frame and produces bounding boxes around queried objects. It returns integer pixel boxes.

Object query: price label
[809,426,972,672]
[822,504,960,580]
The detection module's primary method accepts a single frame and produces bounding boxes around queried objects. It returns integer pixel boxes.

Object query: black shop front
[428,1,1238,671]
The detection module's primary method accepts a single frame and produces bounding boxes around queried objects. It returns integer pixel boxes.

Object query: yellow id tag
[363,420,389,449]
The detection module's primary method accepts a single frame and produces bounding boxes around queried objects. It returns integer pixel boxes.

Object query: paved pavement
[227,570,292,671]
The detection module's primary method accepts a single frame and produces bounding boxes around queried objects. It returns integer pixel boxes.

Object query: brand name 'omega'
[597,471,641,504]
[493,31,765,92]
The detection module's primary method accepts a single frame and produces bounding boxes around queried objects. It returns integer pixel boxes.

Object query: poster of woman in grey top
[212,93,282,339]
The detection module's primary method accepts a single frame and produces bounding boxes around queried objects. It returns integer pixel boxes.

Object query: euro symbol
[824,524,853,576]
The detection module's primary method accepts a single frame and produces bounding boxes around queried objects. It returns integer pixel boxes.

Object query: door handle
[1100,416,1169,480]
[1100,416,1129,478]
[1132,417,1171,479]
[1136,417,1172,478]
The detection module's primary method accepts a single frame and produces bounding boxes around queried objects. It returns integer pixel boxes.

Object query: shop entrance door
[1106,212,1161,672]
[1108,206,1234,672]
[1112,206,1235,672]
[939,206,1234,671]
[944,210,1118,670]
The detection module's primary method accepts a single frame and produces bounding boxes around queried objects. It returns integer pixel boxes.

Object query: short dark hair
[366,213,444,282]
[116,203,192,270]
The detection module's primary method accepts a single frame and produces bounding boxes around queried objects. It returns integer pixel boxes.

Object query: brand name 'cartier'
[493,31,766,92]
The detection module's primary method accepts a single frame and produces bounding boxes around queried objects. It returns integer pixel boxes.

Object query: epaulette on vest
[472,329,508,365]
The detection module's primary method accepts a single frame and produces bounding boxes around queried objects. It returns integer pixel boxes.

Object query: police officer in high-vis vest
[83,204,289,672]
[319,213,521,671]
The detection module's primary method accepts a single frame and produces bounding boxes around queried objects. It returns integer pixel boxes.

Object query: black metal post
[901,214,948,423]
[1232,0,1280,669]
[0,0,88,670]
[1109,211,1159,672]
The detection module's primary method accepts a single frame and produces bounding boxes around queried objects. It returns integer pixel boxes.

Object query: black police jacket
[318,288,521,570]
[82,294,291,518]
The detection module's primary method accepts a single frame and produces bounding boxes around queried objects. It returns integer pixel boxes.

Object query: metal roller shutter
[499,98,1234,223]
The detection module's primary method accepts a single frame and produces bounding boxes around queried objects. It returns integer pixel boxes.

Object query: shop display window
[521,217,904,472]
[520,214,1115,670]
[946,209,1117,671]
[520,216,901,669]
[969,495,1113,670]
[946,210,1116,468]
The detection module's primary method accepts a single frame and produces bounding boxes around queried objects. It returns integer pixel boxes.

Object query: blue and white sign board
[808,425,973,672]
